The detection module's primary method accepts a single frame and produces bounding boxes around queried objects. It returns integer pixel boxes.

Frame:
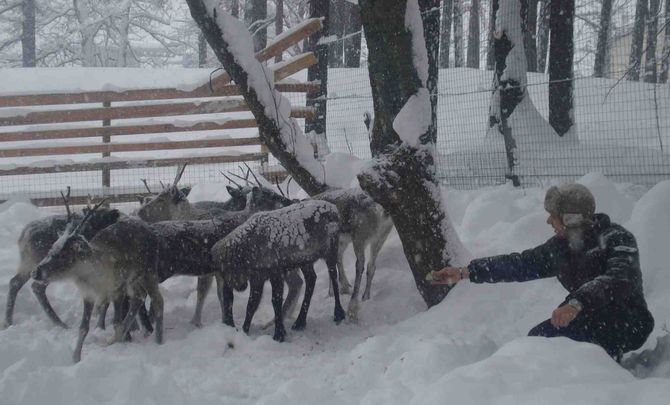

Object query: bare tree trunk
[185,0,328,196]
[628,0,648,81]
[230,0,239,17]
[453,0,464,66]
[660,0,670,83]
[21,0,36,67]
[245,0,268,52]
[467,0,481,68]
[486,0,499,70]
[536,0,549,73]
[359,0,464,307]
[594,0,613,78]
[328,0,345,67]
[645,0,660,82]
[198,32,207,67]
[305,0,330,152]
[524,0,538,72]
[343,1,362,67]
[440,0,453,68]
[548,0,575,136]
[275,0,284,62]
[116,3,131,67]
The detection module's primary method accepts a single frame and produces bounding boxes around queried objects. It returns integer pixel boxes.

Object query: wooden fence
[0,18,323,207]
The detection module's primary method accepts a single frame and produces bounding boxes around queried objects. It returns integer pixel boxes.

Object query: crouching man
[432,183,654,361]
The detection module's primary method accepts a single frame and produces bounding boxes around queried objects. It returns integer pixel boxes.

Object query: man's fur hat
[544,183,596,227]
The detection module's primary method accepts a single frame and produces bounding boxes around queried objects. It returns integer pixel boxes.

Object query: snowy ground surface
[1,173,669,404]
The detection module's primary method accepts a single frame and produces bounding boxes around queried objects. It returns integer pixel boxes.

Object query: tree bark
[453,0,464,67]
[524,0,538,72]
[536,0,549,73]
[244,0,268,52]
[593,0,613,78]
[359,0,463,307]
[230,0,239,17]
[440,0,453,68]
[21,0,36,67]
[628,0,648,81]
[548,0,575,136]
[185,0,328,196]
[660,0,670,83]
[344,1,362,67]
[328,0,345,67]
[305,0,330,150]
[467,0,480,68]
[486,0,499,70]
[198,32,207,67]
[645,0,660,82]
[275,0,284,62]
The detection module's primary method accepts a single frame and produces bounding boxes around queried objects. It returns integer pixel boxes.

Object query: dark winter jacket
[467,214,651,315]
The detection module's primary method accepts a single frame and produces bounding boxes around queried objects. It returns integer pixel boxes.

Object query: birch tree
[439,0,453,68]
[645,0,660,83]
[536,0,549,73]
[453,0,464,67]
[594,0,613,78]
[628,0,648,81]
[466,0,480,68]
[661,0,670,83]
[548,0,575,136]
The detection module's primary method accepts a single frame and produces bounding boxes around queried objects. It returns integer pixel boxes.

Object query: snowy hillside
[1,173,669,404]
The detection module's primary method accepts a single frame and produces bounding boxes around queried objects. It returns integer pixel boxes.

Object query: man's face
[547,212,566,238]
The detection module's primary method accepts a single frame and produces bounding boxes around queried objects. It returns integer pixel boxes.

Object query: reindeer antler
[243,162,262,187]
[60,186,72,220]
[219,171,243,189]
[285,176,293,199]
[73,198,108,234]
[274,176,286,197]
[173,164,187,186]
[227,170,250,185]
[140,178,152,194]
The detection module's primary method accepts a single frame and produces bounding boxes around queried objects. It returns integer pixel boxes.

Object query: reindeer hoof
[291,320,306,331]
[190,319,203,328]
[72,353,81,363]
[223,318,235,328]
[55,321,70,330]
[273,330,286,342]
[334,307,346,324]
[339,284,352,295]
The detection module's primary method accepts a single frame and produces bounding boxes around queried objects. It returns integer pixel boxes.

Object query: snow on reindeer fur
[202,0,325,184]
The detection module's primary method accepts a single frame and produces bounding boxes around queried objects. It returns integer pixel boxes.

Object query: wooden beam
[0,137,262,158]
[0,118,258,142]
[0,193,152,207]
[0,152,267,176]
[273,53,318,82]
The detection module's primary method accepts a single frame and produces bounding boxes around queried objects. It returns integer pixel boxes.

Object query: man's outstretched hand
[429,266,469,286]
[551,304,581,328]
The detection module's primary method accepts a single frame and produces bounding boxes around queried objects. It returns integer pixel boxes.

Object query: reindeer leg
[346,242,366,323]
[214,273,227,324]
[292,265,316,331]
[242,279,264,335]
[110,296,143,345]
[330,238,351,296]
[95,299,109,330]
[145,278,164,344]
[4,271,30,327]
[73,299,94,363]
[327,256,346,324]
[191,275,213,328]
[362,224,392,301]
[283,269,303,319]
[269,274,286,342]
[220,281,235,327]
[31,281,68,329]
[138,302,153,335]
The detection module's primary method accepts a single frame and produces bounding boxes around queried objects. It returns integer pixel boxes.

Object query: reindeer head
[136,164,190,223]
[32,200,107,282]
[247,186,296,211]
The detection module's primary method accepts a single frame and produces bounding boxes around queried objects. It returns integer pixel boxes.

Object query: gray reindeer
[212,199,346,342]
[4,190,122,329]
[32,204,163,363]
[135,165,304,327]
[311,188,394,321]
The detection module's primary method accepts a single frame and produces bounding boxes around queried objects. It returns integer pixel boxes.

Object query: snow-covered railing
[0,18,323,207]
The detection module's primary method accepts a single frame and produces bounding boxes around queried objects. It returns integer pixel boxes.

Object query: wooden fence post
[102,101,111,201]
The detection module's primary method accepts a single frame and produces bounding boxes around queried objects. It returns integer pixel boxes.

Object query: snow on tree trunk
[359,0,469,307]
[536,0,549,73]
[594,0,614,78]
[116,3,131,67]
[661,0,670,83]
[230,0,239,17]
[244,0,268,52]
[628,0,648,81]
[275,0,284,63]
[453,0,464,67]
[185,0,328,196]
[488,0,560,183]
[439,0,453,68]
[198,32,208,67]
[524,0,537,72]
[305,0,330,158]
[74,0,100,67]
[548,0,575,137]
[21,0,36,67]
[645,0,660,83]
[466,0,480,68]
[343,2,362,68]
[486,0,499,70]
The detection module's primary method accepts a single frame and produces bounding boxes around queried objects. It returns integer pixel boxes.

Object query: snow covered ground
[1,172,669,404]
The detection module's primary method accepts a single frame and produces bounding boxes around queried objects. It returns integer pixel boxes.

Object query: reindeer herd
[2,164,394,363]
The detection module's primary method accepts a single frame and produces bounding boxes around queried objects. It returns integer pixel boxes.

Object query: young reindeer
[136,164,303,327]
[212,197,346,342]
[32,202,163,363]
[311,188,394,321]
[4,189,122,329]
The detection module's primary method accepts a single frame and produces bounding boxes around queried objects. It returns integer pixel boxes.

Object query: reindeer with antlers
[3,189,122,329]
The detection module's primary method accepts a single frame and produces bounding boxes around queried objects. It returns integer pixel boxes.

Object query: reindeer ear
[227,186,241,198]
[169,187,184,202]
[180,186,191,197]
